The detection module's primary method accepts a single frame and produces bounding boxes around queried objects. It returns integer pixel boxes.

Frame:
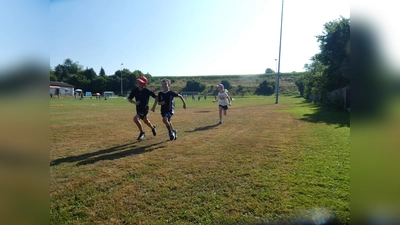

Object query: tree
[220,80,231,90]
[99,67,106,77]
[297,17,350,108]
[128,70,144,90]
[144,72,154,84]
[63,58,83,74]
[91,76,109,93]
[237,85,248,96]
[107,75,121,93]
[255,80,275,95]
[183,80,206,92]
[54,64,70,82]
[315,16,350,93]
[300,55,327,100]
[50,68,57,81]
[54,64,62,78]
[265,68,275,73]
[67,74,90,91]
[295,76,304,97]
[82,68,97,81]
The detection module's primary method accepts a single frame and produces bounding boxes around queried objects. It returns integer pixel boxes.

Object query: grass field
[50,95,350,224]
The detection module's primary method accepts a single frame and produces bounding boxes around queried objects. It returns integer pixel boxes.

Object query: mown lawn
[50,95,350,224]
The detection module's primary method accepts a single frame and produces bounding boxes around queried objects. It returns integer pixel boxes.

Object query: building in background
[50,81,75,96]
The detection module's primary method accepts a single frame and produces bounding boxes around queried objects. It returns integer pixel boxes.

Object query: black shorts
[137,106,149,119]
[219,105,228,110]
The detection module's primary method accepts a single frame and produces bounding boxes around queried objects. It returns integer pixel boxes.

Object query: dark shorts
[161,112,173,121]
[137,106,149,119]
[219,105,228,110]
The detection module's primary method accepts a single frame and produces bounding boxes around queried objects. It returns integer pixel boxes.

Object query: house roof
[50,81,74,88]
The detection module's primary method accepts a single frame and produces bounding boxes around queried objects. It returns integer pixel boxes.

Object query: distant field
[147,73,302,96]
[50,95,349,224]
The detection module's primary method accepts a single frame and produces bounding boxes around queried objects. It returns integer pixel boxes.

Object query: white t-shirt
[218,91,229,106]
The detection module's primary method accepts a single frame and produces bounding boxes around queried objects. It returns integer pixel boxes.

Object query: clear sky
[47,0,349,76]
[0,0,48,72]
[3,0,340,77]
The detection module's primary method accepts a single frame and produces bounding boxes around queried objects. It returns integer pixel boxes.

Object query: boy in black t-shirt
[157,78,186,140]
[128,76,158,140]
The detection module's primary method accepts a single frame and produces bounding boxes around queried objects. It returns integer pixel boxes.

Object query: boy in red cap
[128,76,158,140]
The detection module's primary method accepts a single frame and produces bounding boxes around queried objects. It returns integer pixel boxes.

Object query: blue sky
[1,0,349,76]
[48,0,349,76]
[0,0,48,71]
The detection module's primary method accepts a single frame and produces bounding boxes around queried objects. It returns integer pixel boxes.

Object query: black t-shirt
[157,91,179,115]
[128,88,156,109]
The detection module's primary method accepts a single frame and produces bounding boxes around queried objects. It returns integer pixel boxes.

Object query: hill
[147,72,303,97]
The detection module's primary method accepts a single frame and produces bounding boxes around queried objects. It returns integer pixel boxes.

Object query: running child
[212,83,231,124]
[127,76,158,140]
[157,78,187,140]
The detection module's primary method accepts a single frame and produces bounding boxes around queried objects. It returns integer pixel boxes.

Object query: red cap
[137,76,148,85]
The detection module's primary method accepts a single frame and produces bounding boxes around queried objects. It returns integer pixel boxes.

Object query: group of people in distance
[128,76,232,141]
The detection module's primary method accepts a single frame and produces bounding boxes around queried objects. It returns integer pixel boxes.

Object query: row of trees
[50,59,154,94]
[50,61,276,96]
[295,17,350,109]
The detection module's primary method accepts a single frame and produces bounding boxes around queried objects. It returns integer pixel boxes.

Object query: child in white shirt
[212,84,231,124]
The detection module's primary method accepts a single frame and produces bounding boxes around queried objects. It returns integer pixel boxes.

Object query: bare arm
[226,94,231,105]
[178,94,187,109]
[157,93,164,105]
[151,97,158,112]
[128,98,138,105]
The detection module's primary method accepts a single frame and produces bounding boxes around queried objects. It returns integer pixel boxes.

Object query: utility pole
[120,63,123,96]
[275,0,284,104]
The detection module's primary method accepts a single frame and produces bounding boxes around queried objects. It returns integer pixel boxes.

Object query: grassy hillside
[147,73,303,96]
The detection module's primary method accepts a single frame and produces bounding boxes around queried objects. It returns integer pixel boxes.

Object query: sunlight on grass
[50,95,350,224]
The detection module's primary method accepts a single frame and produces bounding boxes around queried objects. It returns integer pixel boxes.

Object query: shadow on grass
[194,110,211,113]
[292,95,303,98]
[300,105,350,128]
[185,123,220,133]
[50,141,166,167]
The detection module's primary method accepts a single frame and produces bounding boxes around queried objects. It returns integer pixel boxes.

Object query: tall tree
[296,17,350,108]
[82,68,97,81]
[315,16,350,92]
[63,58,83,74]
[99,67,106,77]
[54,64,70,81]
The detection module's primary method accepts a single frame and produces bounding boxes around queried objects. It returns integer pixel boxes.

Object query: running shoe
[137,132,146,140]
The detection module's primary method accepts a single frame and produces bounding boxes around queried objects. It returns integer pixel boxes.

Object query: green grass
[50,95,349,224]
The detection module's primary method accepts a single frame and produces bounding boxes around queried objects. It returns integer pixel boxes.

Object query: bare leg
[162,117,174,130]
[163,116,176,140]
[219,106,223,122]
[133,115,144,133]
[142,117,154,129]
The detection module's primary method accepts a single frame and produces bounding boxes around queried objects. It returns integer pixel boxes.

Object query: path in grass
[50,96,350,224]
